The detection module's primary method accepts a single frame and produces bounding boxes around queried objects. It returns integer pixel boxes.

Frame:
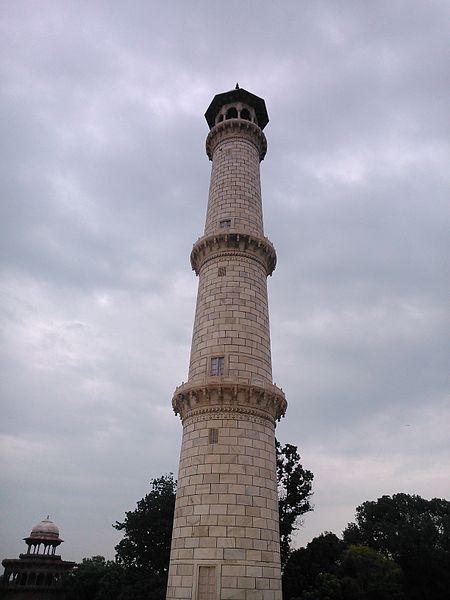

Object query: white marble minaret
[166,87,287,600]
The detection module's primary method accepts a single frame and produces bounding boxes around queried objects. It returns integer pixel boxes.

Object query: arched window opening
[217,114,224,123]
[241,108,251,121]
[226,107,238,119]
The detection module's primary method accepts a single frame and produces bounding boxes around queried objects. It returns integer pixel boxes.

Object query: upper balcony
[205,86,269,130]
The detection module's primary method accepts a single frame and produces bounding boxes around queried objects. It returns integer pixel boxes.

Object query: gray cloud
[1,0,449,561]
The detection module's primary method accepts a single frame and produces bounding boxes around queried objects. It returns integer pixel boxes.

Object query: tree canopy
[64,556,120,600]
[283,537,405,600]
[282,532,345,598]
[343,493,450,600]
[276,440,314,567]
[283,493,450,600]
[64,475,176,600]
[112,473,176,598]
[113,473,176,577]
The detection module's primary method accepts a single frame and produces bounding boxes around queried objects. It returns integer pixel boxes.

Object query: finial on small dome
[46,515,50,520]
[235,83,239,90]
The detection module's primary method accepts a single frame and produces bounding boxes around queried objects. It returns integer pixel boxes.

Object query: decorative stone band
[206,119,267,161]
[190,231,277,276]
[172,379,287,424]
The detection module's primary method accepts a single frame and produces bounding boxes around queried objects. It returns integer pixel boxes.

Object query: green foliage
[112,473,176,598]
[343,494,450,600]
[283,532,344,598]
[65,475,176,600]
[93,561,126,600]
[302,572,343,600]
[110,570,167,600]
[64,555,166,600]
[64,556,120,600]
[284,493,450,600]
[284,542,405,600]
[276,440,314,567]
[113,473,176,578]
[340,545,405,600]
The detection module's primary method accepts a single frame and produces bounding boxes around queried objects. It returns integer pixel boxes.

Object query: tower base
[167,382,286,600]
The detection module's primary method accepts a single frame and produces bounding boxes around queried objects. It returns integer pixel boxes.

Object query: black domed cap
[205,87,269,130]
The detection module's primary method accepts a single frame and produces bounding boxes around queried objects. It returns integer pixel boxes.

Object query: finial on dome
[235,83,239,90]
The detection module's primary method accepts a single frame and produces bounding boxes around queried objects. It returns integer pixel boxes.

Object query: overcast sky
[1,0,449,563]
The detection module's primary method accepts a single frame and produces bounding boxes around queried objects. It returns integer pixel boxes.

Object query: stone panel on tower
[166,87,287,600]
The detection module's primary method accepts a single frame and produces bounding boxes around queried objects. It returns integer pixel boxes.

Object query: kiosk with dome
[1,517,75,598]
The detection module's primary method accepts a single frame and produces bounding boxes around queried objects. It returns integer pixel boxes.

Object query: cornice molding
[190,232,277,276]
[206,119,267,161]
[172,380,287,424]
[183,411,275,429]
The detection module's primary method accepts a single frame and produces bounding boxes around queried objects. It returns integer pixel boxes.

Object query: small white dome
[30,517,60,539]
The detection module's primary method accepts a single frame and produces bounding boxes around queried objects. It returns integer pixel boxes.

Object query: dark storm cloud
[1,0,448,559]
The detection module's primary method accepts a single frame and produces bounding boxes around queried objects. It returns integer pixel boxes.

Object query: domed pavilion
[1,517,75,598]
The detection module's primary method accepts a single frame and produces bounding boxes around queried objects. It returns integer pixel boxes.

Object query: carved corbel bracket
[172,380,287,424]
[190,232,277,276]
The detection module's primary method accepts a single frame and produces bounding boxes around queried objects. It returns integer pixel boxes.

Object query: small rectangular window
[210,356,225,376]
[209,429,219,444]
[219,219,231,229]
[218,267,226,276]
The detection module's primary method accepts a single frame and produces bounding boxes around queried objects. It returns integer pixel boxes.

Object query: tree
[339,545,405,600]
[343,494,450,600]
[65,475,177,600]
[94,561,126,600]
[113,473,176,594]
[64,556,120,600]
[302,572,343,600]
[283,542,405,600]
[276,440,314,567]
[282,532,344,599]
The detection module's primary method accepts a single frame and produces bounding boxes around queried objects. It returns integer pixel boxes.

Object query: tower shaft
[167,88,286,600]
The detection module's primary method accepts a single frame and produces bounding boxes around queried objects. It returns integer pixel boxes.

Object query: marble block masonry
[166,86,287,600]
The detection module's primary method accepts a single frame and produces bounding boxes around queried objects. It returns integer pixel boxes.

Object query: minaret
[166,87,287,600]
